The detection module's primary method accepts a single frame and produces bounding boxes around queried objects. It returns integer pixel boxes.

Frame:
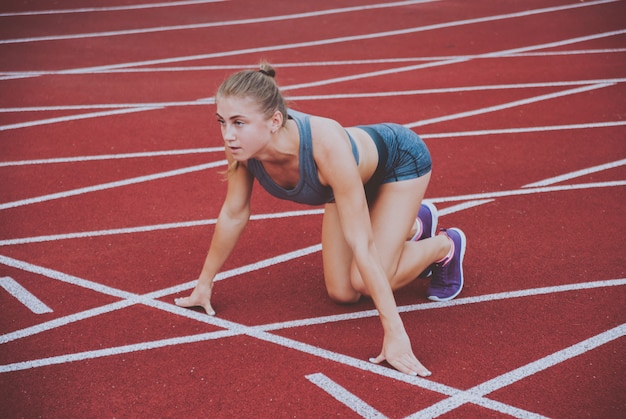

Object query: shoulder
[309,115,349,153]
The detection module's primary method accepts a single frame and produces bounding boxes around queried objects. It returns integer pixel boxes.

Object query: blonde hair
[217,62,287,126]
[217,62,288,178]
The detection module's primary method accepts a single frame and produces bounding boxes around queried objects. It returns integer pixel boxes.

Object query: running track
[1,0,625,417]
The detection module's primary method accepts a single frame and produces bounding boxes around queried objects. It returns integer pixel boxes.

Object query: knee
[327,287,361,304]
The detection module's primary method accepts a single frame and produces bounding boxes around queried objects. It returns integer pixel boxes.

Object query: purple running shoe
[414,201,438,242]
[427,228,466,301]
[415,201,438,278]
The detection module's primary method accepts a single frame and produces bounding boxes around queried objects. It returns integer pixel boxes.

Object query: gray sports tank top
[246,110,358,206]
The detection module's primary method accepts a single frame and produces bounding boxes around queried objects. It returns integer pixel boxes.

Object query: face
[215,96,276,161]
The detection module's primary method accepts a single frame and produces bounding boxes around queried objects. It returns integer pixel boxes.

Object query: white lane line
[408,324,626,418]
[0,329,239,373]
[0,209,324,247]
[0,148,223,167]
[0,0,225,17]
[0,106,162,132]
[259,278,626,332]
[306,373,386,418]
[0,299,136,344]
[431,181,626,204]
[0,160,227,211]
[0,254,138,300]
[422,120,626,138]
[0,276,53,314]
[3,78,625,112]
[405,83,615,128]
[523,158,626,188]
[12,1,618,76]
[0,1,435,44]
[3,49,624,77]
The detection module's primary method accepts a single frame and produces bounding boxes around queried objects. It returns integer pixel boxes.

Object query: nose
[222,124,235,142]
[222,125,235,143]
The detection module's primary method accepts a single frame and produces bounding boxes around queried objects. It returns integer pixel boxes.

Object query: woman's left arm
[312,118,431,377]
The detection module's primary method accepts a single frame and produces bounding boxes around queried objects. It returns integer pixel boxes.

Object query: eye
[216,117,225,126]
[235,120,245,127]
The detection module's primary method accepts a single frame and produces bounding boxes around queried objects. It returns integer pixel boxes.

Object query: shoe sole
[427,227,466,302]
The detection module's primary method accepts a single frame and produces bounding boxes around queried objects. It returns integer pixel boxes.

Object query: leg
[363,173,451,292]
[321,202,361,303]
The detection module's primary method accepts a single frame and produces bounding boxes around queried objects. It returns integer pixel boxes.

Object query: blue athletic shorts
[358,123,432,200]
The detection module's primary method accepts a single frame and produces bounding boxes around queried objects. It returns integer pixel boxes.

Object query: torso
[254,117,379,190]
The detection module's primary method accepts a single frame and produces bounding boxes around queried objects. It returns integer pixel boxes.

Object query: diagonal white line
[0,276,53,314]
[0,148,222,167]
[405,83,614,128]
[0,0,225,17]
[430,181,626,204]
[0,160,227,211]
[0,106,162,131]
[306,373,386,418]
[408,324,626,418]
[422,120,626,138]
[0,329,239,373]
[523,158,626,187]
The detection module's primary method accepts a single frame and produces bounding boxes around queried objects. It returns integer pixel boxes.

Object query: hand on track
[370,332,431,377]
[174,283,216,316]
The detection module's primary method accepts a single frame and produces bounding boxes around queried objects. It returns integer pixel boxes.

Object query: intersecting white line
[1,248,623,419]
[407,324,626,418]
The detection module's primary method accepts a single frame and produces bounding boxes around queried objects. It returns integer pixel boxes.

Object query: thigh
[321,202,360,303]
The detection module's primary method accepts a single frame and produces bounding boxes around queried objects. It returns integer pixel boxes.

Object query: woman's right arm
[175,152,254,314]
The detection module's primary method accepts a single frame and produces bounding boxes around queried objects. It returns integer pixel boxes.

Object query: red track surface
[1,0,625,417]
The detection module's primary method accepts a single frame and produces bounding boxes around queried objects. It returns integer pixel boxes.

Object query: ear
[270,110,283,132]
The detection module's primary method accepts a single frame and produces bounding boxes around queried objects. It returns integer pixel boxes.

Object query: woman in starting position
[175,63,466,377]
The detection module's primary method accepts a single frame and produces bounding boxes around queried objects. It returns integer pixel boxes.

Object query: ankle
[435,232,454,265]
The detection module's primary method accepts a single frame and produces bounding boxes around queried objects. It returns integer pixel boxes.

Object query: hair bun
[258,62,276,78]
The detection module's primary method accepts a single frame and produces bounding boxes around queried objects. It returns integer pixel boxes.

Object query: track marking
[3,78,625,111]
[1,253,622,418]
[0,106,163,132]
[5,0,617,77]
[523,158,626,188]
[0,0,225,17]
[0,209,324,247]
[2,29,623,130]
[0,1,436,44]
[0,148,223,168]
[408,324,626,418]
[4,49,625,77]
[0,329,239,373]
[1,155,622,246]
[422,120,626,138]
[0,276,53,314]
[431,180,626,204]
[1,180,622,246]
[0,160,227,211]
[405,83,614,128]
[2,30,622,131]
[306,373,386,418]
